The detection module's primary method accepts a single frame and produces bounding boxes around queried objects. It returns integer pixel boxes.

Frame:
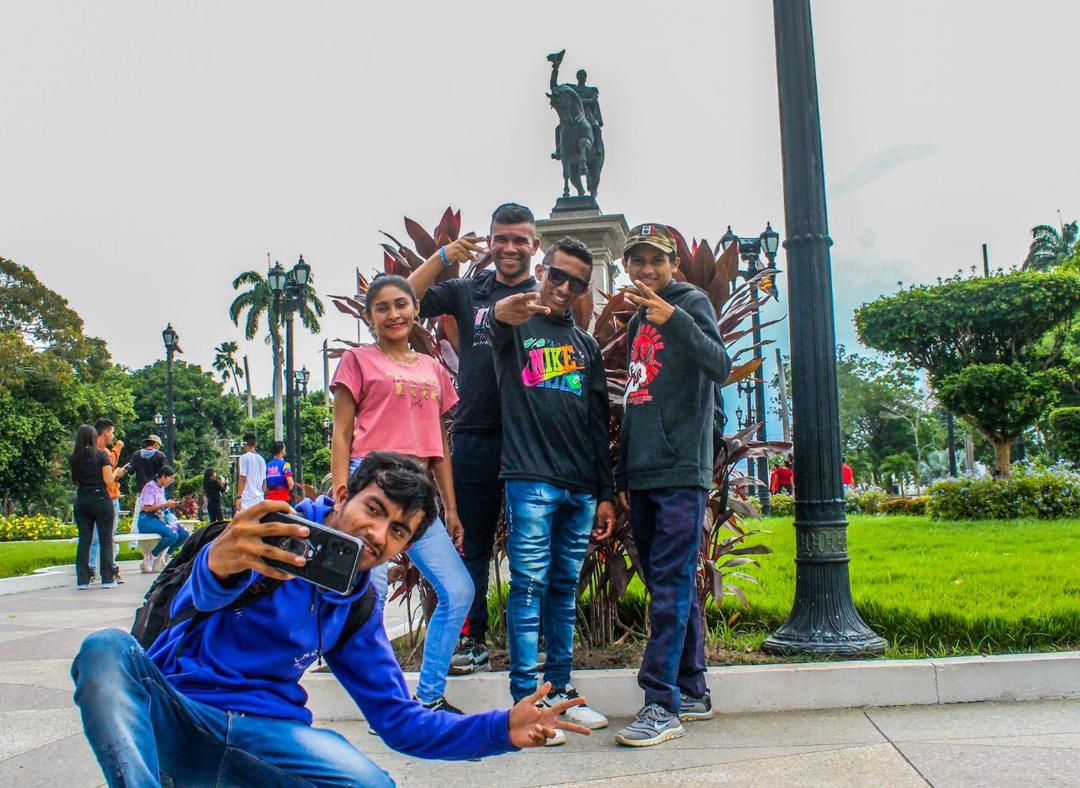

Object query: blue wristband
[439,247,450,267]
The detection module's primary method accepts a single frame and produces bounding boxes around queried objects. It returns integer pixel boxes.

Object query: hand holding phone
[259,510,364,594]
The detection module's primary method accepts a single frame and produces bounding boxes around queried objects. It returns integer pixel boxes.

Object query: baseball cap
[145,434,163,446]
[623,223,677,257]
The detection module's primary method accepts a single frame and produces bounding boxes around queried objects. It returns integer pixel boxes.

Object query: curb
[302,650,1080,721]
[0,560,145,596]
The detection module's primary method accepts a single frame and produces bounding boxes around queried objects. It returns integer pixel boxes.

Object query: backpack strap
[167,577,283,633]
[337,585,378,647]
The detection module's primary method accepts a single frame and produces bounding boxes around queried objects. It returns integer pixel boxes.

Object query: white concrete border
[302,651,1080,721]
[0,559,145,596]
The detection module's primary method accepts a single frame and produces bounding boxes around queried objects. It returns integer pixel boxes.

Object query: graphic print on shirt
[520,338,585,397]
[389,373,439,409]
[471,306,492,347]
[625,323,664,406]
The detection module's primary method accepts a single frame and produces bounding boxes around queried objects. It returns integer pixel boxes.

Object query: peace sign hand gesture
[624,280,675,326]
[493,293,551,326]
[507,682,592,748]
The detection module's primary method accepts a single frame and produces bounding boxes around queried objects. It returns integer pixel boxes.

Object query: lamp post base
[761,534,887,657]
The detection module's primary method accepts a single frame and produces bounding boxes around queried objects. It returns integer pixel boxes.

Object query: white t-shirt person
[237,450,267,511]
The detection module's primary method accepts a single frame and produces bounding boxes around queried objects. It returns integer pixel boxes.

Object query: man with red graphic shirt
[614,223,731,747]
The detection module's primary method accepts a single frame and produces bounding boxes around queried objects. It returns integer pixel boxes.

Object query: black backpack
[131,521,376,655]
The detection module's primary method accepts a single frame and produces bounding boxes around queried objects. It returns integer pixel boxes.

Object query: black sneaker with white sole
[449,637,489,675]
[418,695,464,714]
[679,689,714,721]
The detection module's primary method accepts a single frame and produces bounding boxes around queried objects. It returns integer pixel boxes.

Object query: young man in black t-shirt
[488,237,616,743]
[408,202,540,673]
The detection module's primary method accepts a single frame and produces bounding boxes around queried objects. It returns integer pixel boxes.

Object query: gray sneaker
[615,703,685,747]
[679,689,714,721]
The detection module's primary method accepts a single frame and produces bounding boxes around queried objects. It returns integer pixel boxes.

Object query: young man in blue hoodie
[613,224,732,747]
[72,452,590,787]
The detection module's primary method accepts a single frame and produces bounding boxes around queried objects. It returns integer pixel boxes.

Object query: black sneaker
[449,637,490,675]
[679,689,714,721]
[112,565,125,585]
[417,695,464,714]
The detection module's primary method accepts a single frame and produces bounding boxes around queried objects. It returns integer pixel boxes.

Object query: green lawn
[714,515,1080,658]
[0,540,142,579]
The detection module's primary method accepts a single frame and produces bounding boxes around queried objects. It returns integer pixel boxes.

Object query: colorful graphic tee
[265,457,293,501]
[520,338,586,396]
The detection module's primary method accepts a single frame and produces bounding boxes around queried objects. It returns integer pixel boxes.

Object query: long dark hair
[69,424,98,484]
[203,467,217,488]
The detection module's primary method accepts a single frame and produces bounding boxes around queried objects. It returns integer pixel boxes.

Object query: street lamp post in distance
[161,324,180,466]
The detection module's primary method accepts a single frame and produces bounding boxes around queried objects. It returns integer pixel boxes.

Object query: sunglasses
[545,266,591,295]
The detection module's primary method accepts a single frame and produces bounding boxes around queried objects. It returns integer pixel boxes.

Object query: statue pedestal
[536,207,629,310]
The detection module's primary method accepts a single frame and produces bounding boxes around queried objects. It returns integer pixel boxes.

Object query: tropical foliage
[1022,219,1078,271]
[856,270,1080,476]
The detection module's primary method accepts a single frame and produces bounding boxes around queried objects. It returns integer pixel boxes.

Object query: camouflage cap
[623,223,677,257]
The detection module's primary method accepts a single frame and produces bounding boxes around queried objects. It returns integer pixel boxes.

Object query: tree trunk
[991,438,1013,478]
[243,355,254,420]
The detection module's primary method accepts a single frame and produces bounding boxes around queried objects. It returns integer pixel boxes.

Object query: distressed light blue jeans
[351,457,472,704]
[72,629,392,787]
[504,480,595,702]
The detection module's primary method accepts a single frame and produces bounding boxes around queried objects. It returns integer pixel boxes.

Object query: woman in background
[203,467,227,521]
[70,425,116,589]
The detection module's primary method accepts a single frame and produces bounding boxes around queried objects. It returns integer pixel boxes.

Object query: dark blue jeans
[451,432,504,642]
[505,480,595,702]
[71,629,393,787]
[630,487,708,714]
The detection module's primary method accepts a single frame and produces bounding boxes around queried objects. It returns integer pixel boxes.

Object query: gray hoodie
[616,281,731,491]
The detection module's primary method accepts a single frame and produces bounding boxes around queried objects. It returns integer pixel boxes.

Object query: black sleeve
[487,313,514,352]
[587,342,614,502]
[418,279,465,320]
[97,450,111,469]
[663,292,731,382]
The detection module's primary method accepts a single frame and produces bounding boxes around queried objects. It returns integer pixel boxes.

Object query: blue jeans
[89,499,120,572]
[351,457,473,704]
[72,629,392,787]
[504,480,596,702]
[136,514,182,557]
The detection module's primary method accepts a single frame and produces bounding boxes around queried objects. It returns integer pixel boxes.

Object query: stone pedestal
[536,207,629,303]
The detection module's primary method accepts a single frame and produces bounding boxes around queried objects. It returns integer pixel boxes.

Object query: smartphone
[259,511,364,594]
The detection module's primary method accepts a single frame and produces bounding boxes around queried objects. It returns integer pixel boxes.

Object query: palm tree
[228,265,325,440]
[212,341,245,398]
[1022,220,1078,271]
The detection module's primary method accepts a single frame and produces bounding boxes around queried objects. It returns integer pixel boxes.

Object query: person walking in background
[89,418,127,585]
[265,441,295,502]
[235,433,266,512]
[407,201,541,674]
[614,224,732,747]
[136,465,184,573]
[330,274,472,715]
[489,237,615,743]
[769,455,794,495]
[203,467,227,521]
[70,425,117,589]
[842,459,855,492]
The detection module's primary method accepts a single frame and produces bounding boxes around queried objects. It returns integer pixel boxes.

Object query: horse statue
[548,83,604,199]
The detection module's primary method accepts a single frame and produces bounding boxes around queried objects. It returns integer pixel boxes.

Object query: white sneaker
[544,728,566,747]
[542,686,608,730]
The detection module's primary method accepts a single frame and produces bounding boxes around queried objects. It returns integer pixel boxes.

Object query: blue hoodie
[146,498,515,761]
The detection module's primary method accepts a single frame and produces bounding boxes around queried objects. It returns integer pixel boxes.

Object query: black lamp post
[268,261,288,443]
[762,0,886,656]
[276,255,310,486]
[161,323,180,465]
[721,223,780,516]
[322,416,333,447]
[293,365,310,483]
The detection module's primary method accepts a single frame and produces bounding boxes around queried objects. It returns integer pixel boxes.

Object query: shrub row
[0,515,136,542]
[928,467,1080,520]
[769,489,903,517]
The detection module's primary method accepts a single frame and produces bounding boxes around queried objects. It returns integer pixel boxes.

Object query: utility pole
[776,347,791,442]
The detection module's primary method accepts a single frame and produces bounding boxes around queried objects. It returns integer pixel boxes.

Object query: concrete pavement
[1,570,1078,786]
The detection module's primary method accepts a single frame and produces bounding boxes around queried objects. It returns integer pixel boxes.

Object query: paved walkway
[1,571,1077,786]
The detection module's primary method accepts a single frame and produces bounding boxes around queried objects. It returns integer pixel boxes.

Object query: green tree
[126,360,243,484]
[229,268,324,442]
[244,393,331,488]
[856,270,1080,476]
[212,341,245,398]
[878,452,915,495]
[1022,220,1078,271]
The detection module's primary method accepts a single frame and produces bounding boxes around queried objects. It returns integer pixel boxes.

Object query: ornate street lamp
[282,255,310,485]
[161,324,181,465]
[322,416,333,447]
[763,0,886,656]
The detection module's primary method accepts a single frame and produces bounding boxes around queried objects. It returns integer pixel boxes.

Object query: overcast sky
[3,1,1077,432]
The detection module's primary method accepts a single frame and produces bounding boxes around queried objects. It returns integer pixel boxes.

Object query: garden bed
[0,540,142,579]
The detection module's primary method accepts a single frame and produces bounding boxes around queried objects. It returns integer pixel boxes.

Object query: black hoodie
[419,269,538,434]
[616,281,731,491]
[489,310,613,501]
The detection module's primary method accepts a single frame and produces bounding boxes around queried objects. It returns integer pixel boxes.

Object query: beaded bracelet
[439,247,450,267]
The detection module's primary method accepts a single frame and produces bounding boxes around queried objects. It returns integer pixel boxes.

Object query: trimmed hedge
[928,467,1080,520]
[879,496,930,516]
[768,489,899,517]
